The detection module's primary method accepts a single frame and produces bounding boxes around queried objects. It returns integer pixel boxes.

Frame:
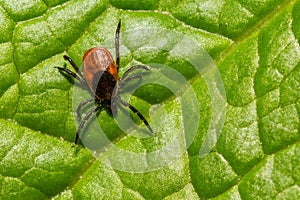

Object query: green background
[0,0,299,199]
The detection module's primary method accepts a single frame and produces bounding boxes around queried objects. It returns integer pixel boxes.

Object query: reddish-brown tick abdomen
[82,47,118,100]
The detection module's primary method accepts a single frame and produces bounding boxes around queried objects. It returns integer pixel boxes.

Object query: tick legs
[115,19,121,72]
[63,55,84,79]
[74,96,153,144]
[76,97,96,120]
[75,105,102,144]
[55,66,84,84]
[121,65,150,80]
[56,55,87,87]
[117,97,153,134]
[119,65,150,89]
[119,74,143,89]
[117,65,153,134]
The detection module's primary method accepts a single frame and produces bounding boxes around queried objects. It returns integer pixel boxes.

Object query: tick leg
[105,100,118,116]
[63,55,85,79]
[75,105,102,144]
[115,19,121,72]
[119,74,142,89]
[120,65,150,81]
[55,66,84,84]
[76,97,96,120]
[117,97,154,134]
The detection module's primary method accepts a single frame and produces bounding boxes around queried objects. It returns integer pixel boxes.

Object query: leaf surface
[0,0,299,199]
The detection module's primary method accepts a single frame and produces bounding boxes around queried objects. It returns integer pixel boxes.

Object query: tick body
[83,47,118,100]
[56,20,153,144]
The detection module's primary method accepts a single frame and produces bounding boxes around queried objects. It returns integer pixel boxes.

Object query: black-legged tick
[56,20,153,144]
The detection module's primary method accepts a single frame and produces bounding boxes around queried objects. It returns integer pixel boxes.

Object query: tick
[56,20,153,144]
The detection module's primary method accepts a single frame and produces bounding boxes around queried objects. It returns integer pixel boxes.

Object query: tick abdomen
[92,70,117,100]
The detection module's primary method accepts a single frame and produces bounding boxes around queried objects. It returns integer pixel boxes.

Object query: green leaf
[1,0,299,199]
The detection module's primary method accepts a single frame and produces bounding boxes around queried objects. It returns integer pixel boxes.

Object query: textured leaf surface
[0,0,299,199]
